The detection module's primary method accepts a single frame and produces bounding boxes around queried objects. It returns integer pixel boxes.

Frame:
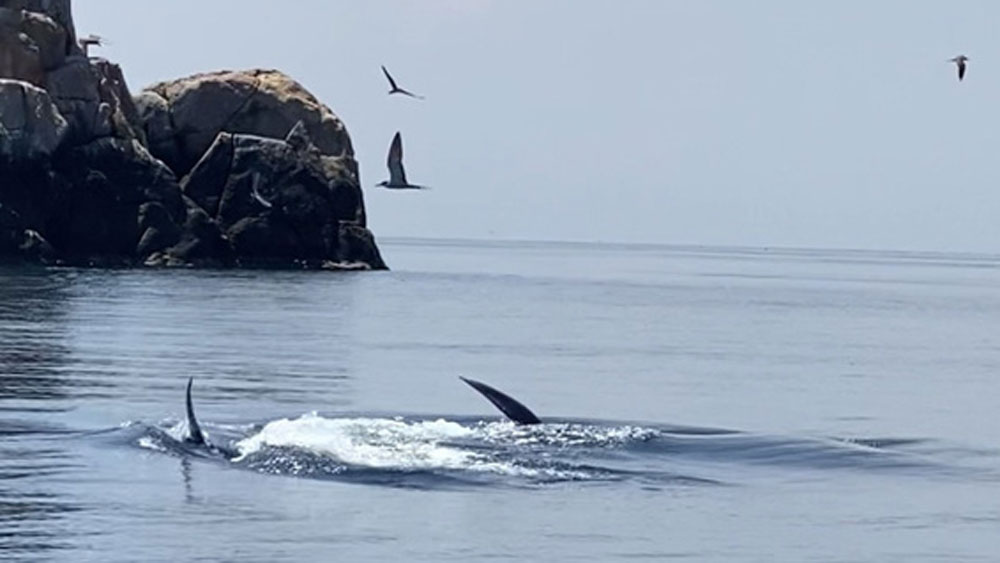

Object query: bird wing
[381,65,399,90]
[387,132,408,185]
[958,61,966,80]
[396,88,424,100]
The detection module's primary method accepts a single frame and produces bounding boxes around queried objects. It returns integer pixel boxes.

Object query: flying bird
[376,132,428,190]
[79,34,108,57]
[381,65,424,99]
[949,55,969,81]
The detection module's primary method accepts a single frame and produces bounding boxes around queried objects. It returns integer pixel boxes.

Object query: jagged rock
[0,0,76,85]
[174,122,378,268]
[141,69,355,177]
[18,9,64,70]
[37,137,183,259]
[0,0,78,55]
[134,89,180,170]
[0,9,44,85]
[91,59,144,142]
[19,228,54,259]
[155,196,231,266]
[180,131,233,217]
[58,136,183,216]
[45,58,142,144]
[136,201,180,257]
[0,78,67,160]
[0,204,52,261]
[336,222,386,270]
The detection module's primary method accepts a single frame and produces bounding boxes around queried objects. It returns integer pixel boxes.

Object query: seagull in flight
[376,132,428,190]
[79,34,108,57]
[381,65,424,99]
[949,55,969,81]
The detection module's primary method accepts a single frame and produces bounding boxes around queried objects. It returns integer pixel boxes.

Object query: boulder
[151,196,231,267]
[19,9,65,70]
[170,121,380,268]
[336,222,386,270]
[0,78,67,161]
[45,58,142,144]
[141,69,355,176]
[0,8,43,85]
[39,137,184,259]
[134,89,180,170]
[136,200,180,257]
[0,0,78,56]
[0,0,75,85]
[0,204,53,261]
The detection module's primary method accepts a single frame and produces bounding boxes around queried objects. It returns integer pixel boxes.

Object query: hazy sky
[75,1,1000,253]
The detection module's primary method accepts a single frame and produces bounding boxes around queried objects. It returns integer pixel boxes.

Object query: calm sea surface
[1,238,999,562]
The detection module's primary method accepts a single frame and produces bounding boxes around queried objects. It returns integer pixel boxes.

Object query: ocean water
[1,238,999,562]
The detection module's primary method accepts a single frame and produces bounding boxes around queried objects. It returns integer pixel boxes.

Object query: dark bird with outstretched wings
[376,132,429,190]
[381,65,424,99]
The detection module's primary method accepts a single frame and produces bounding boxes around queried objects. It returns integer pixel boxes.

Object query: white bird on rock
[79,34,108,57]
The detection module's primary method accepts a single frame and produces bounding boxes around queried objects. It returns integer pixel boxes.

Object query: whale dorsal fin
[185,377,206,445]
[459,376,541,425]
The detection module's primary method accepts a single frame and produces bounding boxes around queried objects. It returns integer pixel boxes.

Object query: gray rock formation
[0,78,67,160]
[157,119,374,268]
[0,0,384,270]
[137,69,355,178]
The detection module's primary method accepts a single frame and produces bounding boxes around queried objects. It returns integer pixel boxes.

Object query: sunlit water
[2,239,999,562]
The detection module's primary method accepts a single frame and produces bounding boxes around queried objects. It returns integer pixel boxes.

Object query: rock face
[137,69,354,177]
[0,79,67,159]
[0,0,384,269]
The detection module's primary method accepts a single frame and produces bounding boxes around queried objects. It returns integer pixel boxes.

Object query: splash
[235,414,480,469]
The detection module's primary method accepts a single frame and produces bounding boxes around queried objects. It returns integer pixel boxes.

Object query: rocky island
[0,0,386,270]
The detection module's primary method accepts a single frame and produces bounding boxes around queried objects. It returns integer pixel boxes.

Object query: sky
[74,1,1000,253]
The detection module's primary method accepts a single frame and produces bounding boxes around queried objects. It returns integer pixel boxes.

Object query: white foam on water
[234,413,479,469]
[479,421,659,447]
[137,436,166,452]
[232,414,600,480]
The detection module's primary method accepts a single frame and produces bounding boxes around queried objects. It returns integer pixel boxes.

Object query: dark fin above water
[185,377,206,445]
[459,376,542,425]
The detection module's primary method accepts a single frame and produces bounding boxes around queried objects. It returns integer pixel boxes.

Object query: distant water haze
[76,1,1000,252]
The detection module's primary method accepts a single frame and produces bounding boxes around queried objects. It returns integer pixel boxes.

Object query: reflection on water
[0,267,73,403]
[0,423,81,557]
[0,268,80,556]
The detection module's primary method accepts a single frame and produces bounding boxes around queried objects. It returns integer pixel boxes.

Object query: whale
[459,376,542,425]
[182,377,242,458]
[180,375,543,456]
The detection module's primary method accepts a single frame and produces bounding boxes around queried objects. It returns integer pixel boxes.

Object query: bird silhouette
[381,65,424,99]
[376,132,428,190]
[949,55,969,81]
